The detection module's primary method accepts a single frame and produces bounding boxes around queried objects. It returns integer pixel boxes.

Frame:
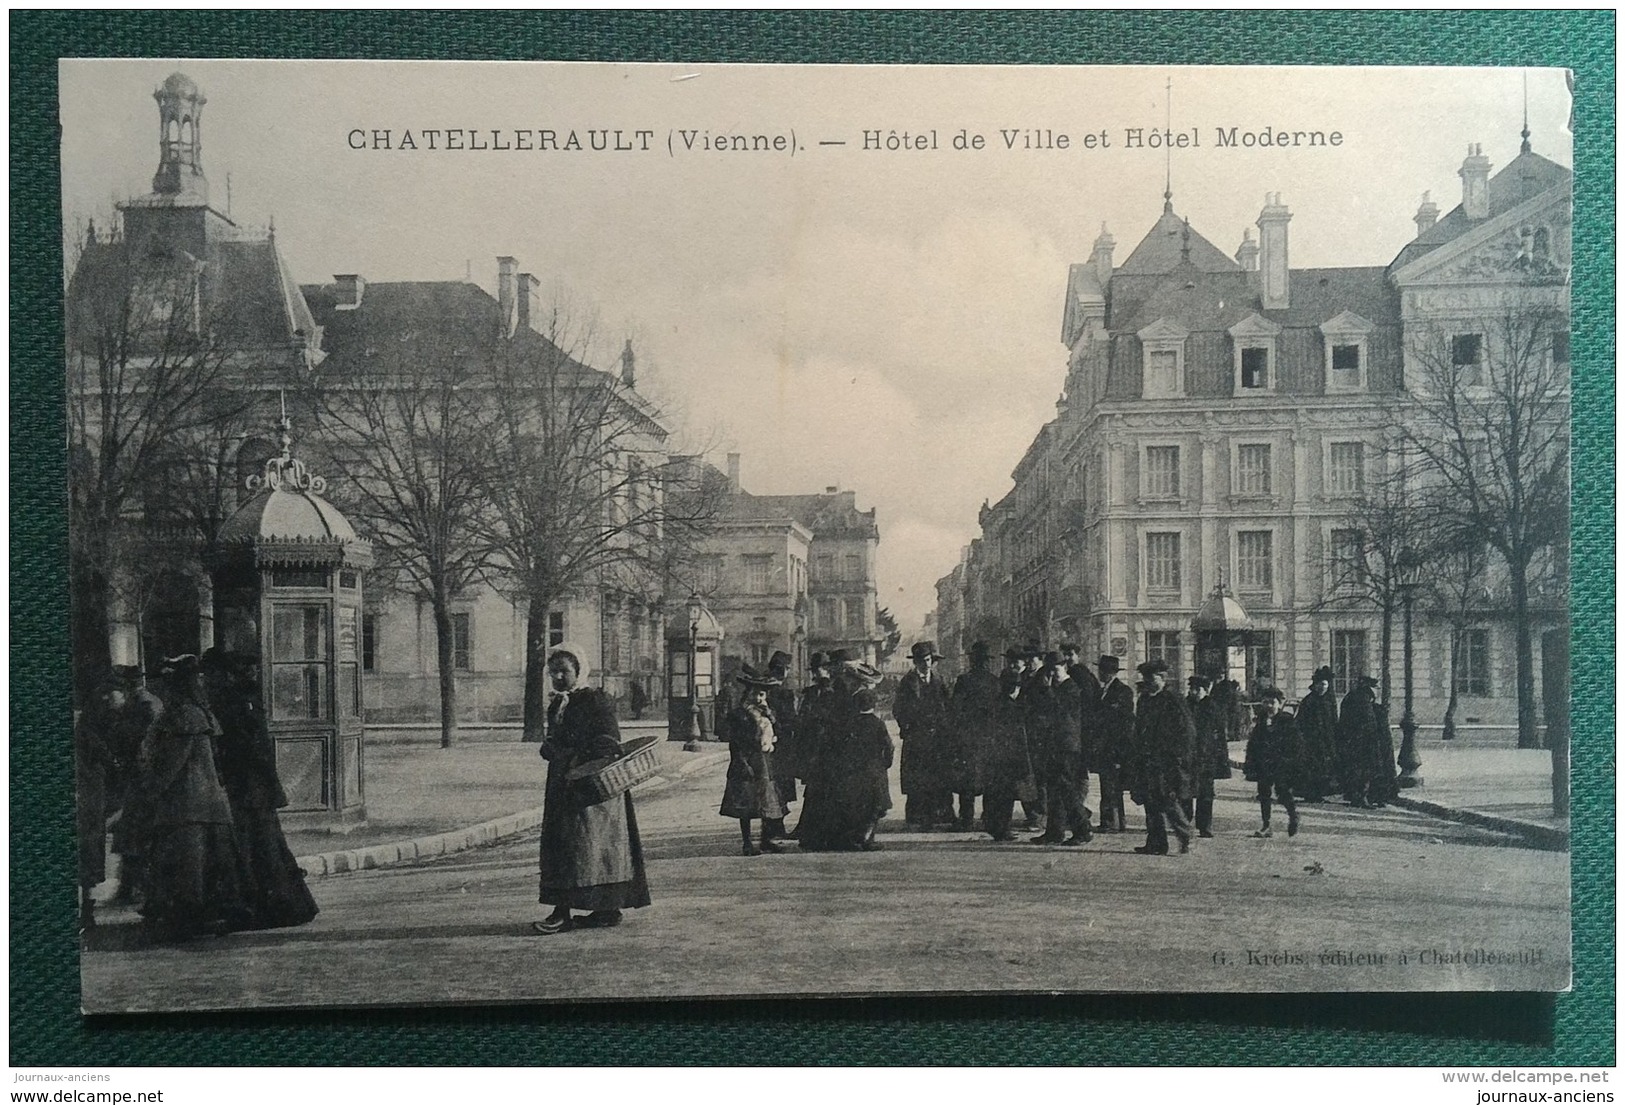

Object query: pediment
[1319,309,1375,337]
[1227,312,1283,339]
[1394,186,1572,287]
[1137,317,1188,342]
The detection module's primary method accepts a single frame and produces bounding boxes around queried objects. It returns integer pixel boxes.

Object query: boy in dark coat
[1244,686,1301,837]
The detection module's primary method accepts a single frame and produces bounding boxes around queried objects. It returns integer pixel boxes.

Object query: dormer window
[1228,313,1282,394]
[1137,318,1188,399]
[1320,310,1375,393]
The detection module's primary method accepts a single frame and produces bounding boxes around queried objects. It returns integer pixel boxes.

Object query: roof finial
[1521,71,1532,154]
[1163,76,1174,214]
[246,391,326,494]
[1181,217,1192,264]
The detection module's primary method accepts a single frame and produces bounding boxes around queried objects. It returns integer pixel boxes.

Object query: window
[1331,344,1360,374]
[362,613,377,672]
[845,598,865,633]
[270,604,328,720]
[1321,311,1375,393]
[1138,319,1188,399]
[452,612,472,671]
[698,555,723,593]
[1240,347,1270,389]
[1328,441,1366,495]
[548,611,565,648]
[1145,631,1182,682]
[1145,445,1180,498]
[749,642,772,666]
[1245,631,1274,693]
[844,552,863,580]
[1145,532,1182,591]
[815,598,834,631]
[1330,630,1368,696]
[1146,350,1180,397]
[1237,531,1274,590]
[814,553,834,581]
[1552,329,1570,366]
[744,555,772,593]
[1236,444,1272,495]
[1452,333,1485,385]
[1329,528,1367,586]
[1455,628,1490,696]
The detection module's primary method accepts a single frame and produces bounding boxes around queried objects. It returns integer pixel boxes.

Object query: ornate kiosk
[210,419,372,831]
[666,592,724,745]
[1191,581,1253,688]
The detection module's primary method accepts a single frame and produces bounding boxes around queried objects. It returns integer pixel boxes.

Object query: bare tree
[317,337,497,748]
[1400,297,1570,748]
[1420,519,1491,741]
[479,299,726,741]
[66,225,253,694]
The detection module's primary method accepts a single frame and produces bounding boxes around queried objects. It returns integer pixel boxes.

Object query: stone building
[938,129,1569,728]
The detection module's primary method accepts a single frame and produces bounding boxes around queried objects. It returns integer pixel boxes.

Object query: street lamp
[1395,547,1425,788]
[683,591,703,751]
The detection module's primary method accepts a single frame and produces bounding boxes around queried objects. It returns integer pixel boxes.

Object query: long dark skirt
[140,822,247,935]
[539,791,652,912]
[231,807,318,930]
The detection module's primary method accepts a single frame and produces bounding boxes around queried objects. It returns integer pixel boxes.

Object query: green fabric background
[10,10,1615,1067]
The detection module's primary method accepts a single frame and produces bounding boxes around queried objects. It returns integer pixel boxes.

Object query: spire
[1521,72,1532,154]
[1163,76,1174,214]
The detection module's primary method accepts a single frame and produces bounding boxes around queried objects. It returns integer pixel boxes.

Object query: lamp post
[1395,548,1425,788]
[683,591,703,751]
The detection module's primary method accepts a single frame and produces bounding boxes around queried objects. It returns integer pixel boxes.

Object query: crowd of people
[707,639,1404,860]
[75,651,318,939]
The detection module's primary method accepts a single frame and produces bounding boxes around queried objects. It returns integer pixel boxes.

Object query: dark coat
[949,666,1001,794]
[797,682,840,782]
[1336,685,1399,801]
[1035,677,1085,757]
[983,686,1037,800]
[1133,687,1199,802]
[1188,694,1233,780]
[766,683,800,801]
[539,686,650,911]
[893,668,951,796]
[1095,678,1137,772]
[75,699,118,888]
[1297,688,1339,792]
[1244,711,1302,788]
[719,703,788,820]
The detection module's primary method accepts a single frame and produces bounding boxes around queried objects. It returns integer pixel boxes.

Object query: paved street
[81,742,1569,1013]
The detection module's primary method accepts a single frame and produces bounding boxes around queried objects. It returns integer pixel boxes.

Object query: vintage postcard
[62,60,1573,1013]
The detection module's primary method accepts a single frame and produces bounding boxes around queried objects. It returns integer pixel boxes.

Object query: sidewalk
[283,721,729,877]
[285,726,1569,880]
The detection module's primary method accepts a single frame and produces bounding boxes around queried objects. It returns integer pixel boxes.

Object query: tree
[478,299,724,742]
[875,606,901,664]
[65,225,253,695]
[1400,298,1570,748]
[317,335,497,749]
[1421,521,1491,741]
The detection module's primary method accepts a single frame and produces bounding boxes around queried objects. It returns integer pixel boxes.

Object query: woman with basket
[534,643,651,935]
[718,665,789,856]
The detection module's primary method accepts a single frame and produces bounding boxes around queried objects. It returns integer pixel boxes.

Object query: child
[718,666,788,856]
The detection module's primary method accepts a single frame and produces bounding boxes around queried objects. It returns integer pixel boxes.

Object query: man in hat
[1132,658,1198,855]
[948,641,999,831]
[1029,651,1092,845]
[1336,675,1398,808]
[1184,675,1231,837]
[1296,665,1339,802]
[893,640,954,828]
[762,649,800,841]
[1093,655,1135,833]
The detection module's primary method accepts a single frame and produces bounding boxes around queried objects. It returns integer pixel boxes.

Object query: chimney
[333,273,365,310]
[620,339,637,388]
[726,452,741,491]
[1089,223,1115,287]
[825,485,838,494]
[1234,228,1259,271]
[1413,191,1440,238]
[496,256,518,337]
[1459,144,1492,220]
[1256,192,1292,310]
[516,272,537,333]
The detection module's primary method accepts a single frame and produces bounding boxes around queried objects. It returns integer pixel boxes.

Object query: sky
[59,61,1572,638]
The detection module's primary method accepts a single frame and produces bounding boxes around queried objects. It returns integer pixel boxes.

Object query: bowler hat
[1097,654,1122,674]
[1188,674,1211,689]
[1136,658,1169,676]
[906,640,942,662]
[1313,665,1336,684]
[1042,650,1064,669]
[808,651,830,670]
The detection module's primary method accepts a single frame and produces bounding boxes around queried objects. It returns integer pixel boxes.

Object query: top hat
[736,663,784,690]
[768,650,794,671]
[1097,654,1122,674]
[1312,665,1336,684]
[1136,658,1170,676]
[906,641,942,663]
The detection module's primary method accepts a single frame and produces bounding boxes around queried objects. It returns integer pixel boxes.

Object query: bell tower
[151,72,208,204]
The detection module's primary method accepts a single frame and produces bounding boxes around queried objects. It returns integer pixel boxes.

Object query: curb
[1387,794,1569,852]
[295,748,731,878]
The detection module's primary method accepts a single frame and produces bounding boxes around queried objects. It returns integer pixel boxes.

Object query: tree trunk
[522,592,551,743]
[1508,567,1541,749]
[1379,600,1394,708]
[430,581,458,749]
[1441,625,1461,741]
[70,559,114,709]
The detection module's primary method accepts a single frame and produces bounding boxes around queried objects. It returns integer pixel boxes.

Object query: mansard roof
[1117,208,1242,276]
[1388,149,1573,273]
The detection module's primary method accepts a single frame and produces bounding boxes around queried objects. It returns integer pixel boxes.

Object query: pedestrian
[791,652,840,846]
[763,650,799,842]
[137,654,248,939]
[1017,644,1048,831]
[106,664,162,905]
[1244,687,1302,838]
[75,672,121,931]
[1184,675,1231,838]
[534,642,650,934]
[893,640,953,829]
[1132,659,1199,855]
[203,650,318,932]
[628,677,649,721]
[1296,665,1339,802]
[948,641,999,831]
[1093,655,1135,833]
[719,665,790,856]
[843,687,895,850]
[1030,652,1092,845]
[980,650,1037,841]
[1337,675,1399,808]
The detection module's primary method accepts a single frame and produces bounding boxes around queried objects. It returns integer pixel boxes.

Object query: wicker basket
[565,734,664,805]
